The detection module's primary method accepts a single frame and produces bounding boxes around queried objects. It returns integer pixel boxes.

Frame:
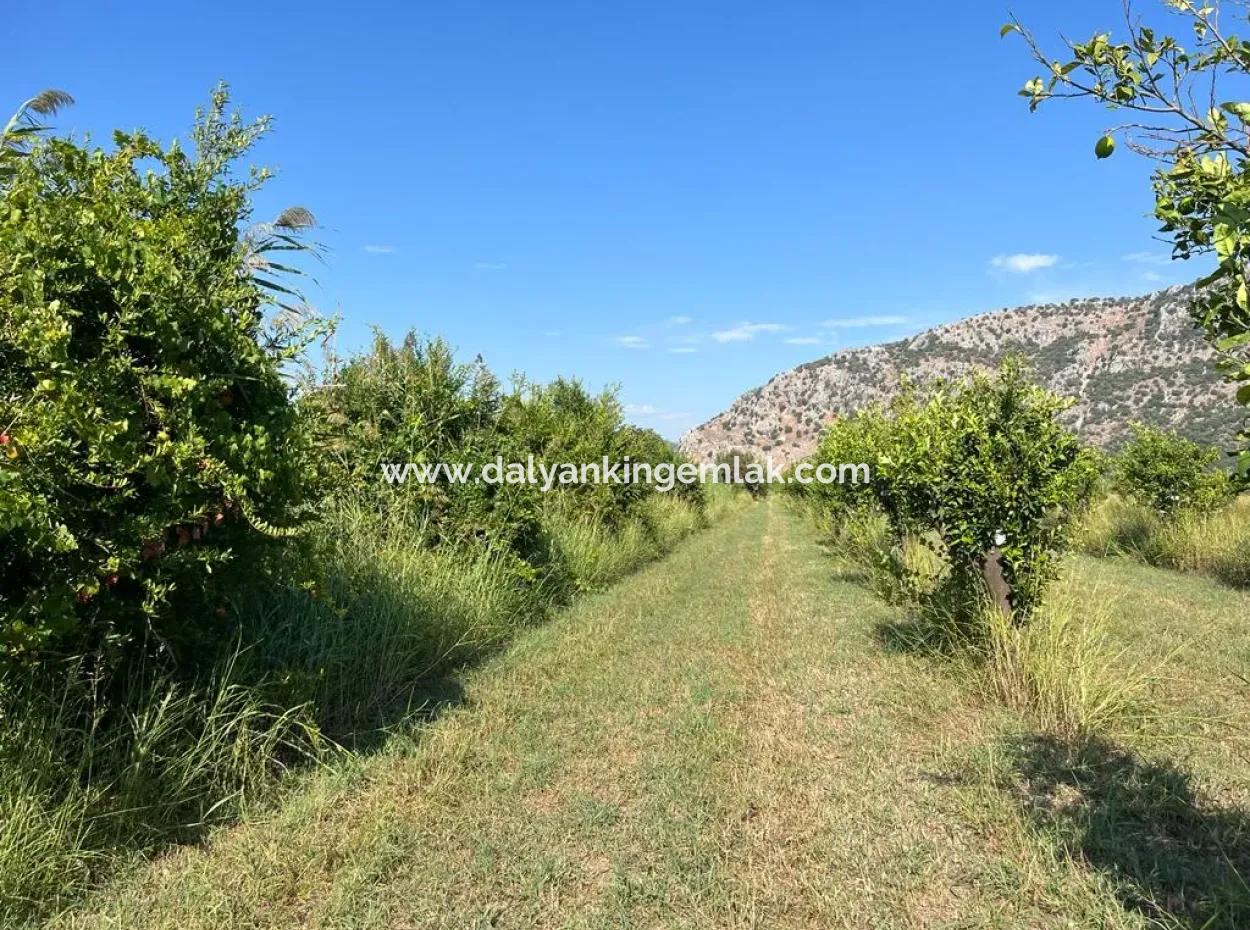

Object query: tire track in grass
[699,501,982,929]
[698,502,1126,929]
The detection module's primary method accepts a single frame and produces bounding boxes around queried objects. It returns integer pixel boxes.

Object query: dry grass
[1079,494,1250,588]
[980,583,1155,744]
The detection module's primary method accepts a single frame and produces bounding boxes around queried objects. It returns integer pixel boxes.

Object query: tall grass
[254,505,544,739]
[541,492,718,593]
[637,492,708,548]
[542,503,659,592]
[816,506,1153,742]
[1078,494,1250,587]
[0,658,328,920]
[980,586,1152,743]
[702,481,749,525]
[0,490,733,925]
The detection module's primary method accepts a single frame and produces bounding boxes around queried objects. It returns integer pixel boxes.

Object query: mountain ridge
[678,285,1243,464]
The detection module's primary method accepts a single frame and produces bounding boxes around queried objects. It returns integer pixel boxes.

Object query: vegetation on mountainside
[681,287,1243,466]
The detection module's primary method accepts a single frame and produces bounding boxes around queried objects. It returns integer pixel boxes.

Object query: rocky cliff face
[679,286,1242,463]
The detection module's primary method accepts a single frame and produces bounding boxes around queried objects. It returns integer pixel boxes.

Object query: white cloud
[474,261,507,272]
[665,315,694,326]
[543,330,562,337]
[990,253,1059,274]
[784,336,822,345]
[1123,251,1170,265]
[625,403,691,423]
[614,335,649,349]
[711,322,787,343]
[821,315,907,329]
[1143,270,1164,282]
[668,346,699,354]
[362,244,396,254]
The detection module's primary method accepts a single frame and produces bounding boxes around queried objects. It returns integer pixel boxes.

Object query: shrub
[0,88,325,662]
[1113,423,1233,517]
[499,377,701,518]
[306,331,545,560]
[710,448,769,497]
[309,333,702,565]
[800,360,1098,620]
[792,403,891,518]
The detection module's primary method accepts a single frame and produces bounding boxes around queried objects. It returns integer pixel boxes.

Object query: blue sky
[8,0,1208,438]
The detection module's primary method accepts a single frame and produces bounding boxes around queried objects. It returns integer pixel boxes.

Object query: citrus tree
[1006,1,1250,476]
[1114,422,1233,514]
[802,362,1098,619]
[1,87,326,661]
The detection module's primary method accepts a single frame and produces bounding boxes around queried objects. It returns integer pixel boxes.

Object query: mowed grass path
[52,501,1250,929]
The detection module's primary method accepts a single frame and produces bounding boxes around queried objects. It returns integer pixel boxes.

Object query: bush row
[1,88,702,673]
[792,360,1247,624]
[0,89,738,922]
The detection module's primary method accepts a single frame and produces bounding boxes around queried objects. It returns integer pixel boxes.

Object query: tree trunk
[981,546,1013,617]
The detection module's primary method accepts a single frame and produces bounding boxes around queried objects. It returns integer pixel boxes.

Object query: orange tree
[0,87,326,663]
[1114,422,1233,514]
[1007,1,1250,476]
[798,362,1098,619]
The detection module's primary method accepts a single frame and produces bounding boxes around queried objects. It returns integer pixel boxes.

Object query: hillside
[679,285,1243,463]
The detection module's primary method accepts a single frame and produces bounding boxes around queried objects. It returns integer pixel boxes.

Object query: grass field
[40,500,1250,929]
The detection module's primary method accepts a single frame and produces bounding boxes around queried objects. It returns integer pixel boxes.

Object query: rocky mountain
[679,285,1243,464]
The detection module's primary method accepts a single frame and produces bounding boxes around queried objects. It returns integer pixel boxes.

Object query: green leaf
[1000,22,1020,39]
[1216,331,1250,351]
[1094,135,1116,159]
[1220,101,1250,123]
[1214,223,1237,261]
